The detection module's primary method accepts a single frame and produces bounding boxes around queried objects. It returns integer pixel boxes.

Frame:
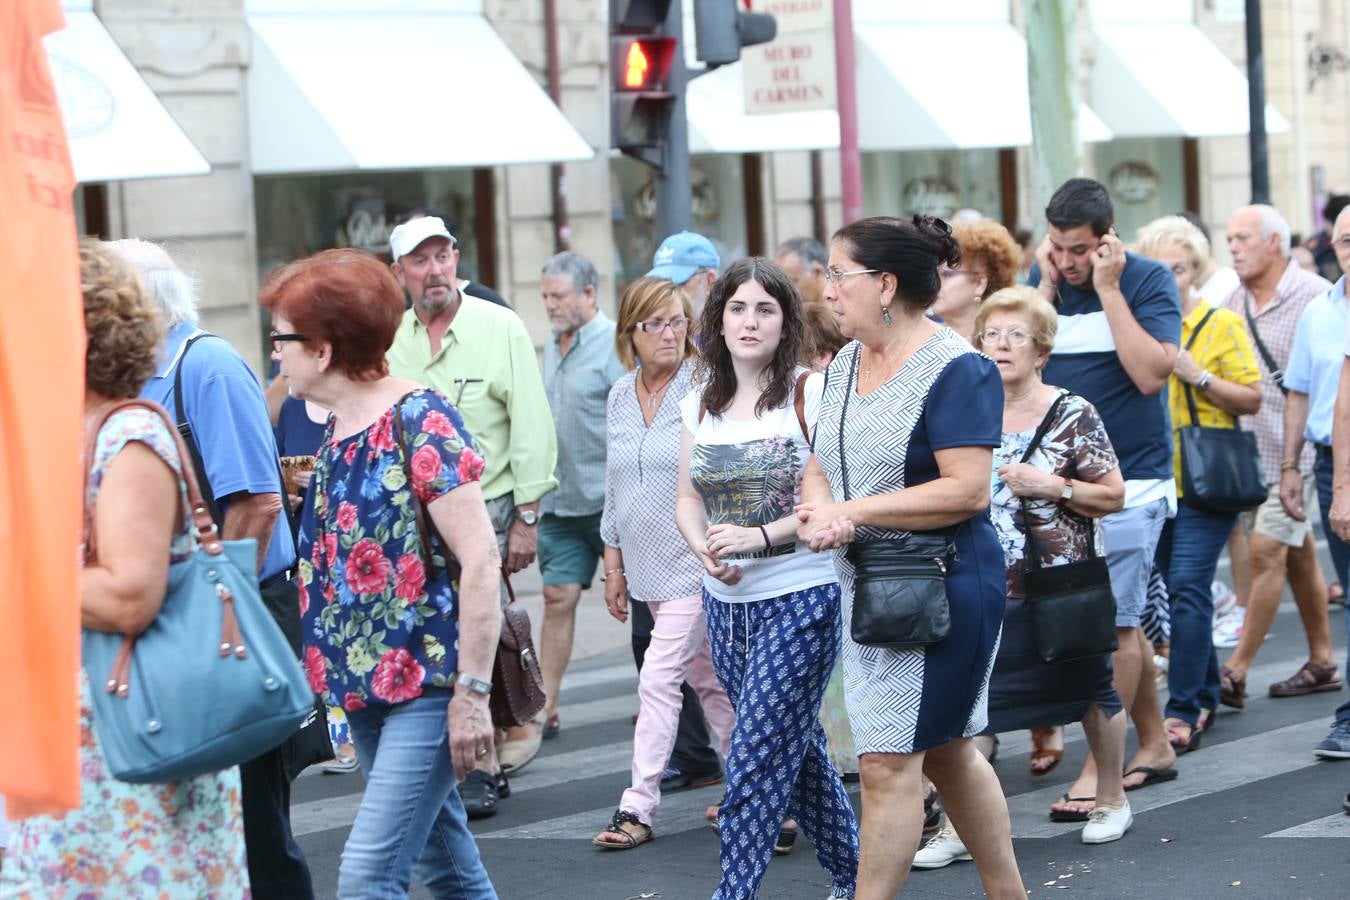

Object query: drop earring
[881,304,893,327]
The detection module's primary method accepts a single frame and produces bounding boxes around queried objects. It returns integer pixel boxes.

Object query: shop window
[1091,138,1185,241]
[861,150,1004,223]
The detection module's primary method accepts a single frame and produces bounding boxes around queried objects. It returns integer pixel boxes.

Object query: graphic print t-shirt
[679,371,838,602]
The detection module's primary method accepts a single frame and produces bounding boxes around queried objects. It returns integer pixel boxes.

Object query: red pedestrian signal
[624,41,649,88]
[614,37,676,92]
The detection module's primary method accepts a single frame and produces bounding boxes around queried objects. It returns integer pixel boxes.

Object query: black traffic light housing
[610,0,678,162]
[692,0,777,66]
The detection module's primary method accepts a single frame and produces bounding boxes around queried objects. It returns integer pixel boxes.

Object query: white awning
[42,11,210,183]
[246,11,593,174]
[686,63,839,155]
[1079,103,1114,144]
[855,23,1032,150]
[1092,23,1291,138]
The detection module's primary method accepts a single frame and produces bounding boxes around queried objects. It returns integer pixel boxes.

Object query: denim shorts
[1101,498,1169,628]
[537,512,604,588]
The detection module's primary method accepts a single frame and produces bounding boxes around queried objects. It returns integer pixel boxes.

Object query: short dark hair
[831,215,961,310]
[776,236,827,268]
[1045,178,1114,237]
[697,257,805,418]
[1325,194,1350,225]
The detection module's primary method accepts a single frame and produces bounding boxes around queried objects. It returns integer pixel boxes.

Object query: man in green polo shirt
[386,215,558,818]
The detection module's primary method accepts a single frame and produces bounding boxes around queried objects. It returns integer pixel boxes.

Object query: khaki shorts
[1240,475,1315,547]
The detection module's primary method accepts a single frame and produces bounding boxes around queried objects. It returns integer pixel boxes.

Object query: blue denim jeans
[1157,499,1237,727]
[1313,446,1350,725]
[337,689,497,900]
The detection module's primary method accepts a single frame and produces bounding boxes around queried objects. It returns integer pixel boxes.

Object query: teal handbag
[82,400,313,784]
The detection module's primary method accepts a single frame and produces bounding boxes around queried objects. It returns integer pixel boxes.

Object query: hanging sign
[742,0,836,114]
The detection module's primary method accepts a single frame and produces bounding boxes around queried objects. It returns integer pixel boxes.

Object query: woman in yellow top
[1135,216,1262,752]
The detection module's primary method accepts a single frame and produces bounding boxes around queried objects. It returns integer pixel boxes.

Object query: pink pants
[620,592,736,825]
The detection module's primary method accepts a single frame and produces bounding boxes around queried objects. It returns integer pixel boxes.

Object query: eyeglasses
[939,268,985,280]
[270,331,311,352]
[978,327,1034,347]
[634,316,689,334]
[1334,235,1350,250]
[824,267,880,285]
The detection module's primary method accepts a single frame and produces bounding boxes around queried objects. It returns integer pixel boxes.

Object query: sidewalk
[508,561,630,663]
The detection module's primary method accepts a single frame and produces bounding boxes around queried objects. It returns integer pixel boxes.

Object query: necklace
[638,366,679,409]
[860,317,923,385]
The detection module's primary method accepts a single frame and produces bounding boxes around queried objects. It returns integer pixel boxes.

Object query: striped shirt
[1222,259,1333,482]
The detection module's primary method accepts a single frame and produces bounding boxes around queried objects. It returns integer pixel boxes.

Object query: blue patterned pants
[703,584,860,900]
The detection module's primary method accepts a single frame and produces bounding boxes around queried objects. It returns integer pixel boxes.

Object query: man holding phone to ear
[1029,178,1182,821]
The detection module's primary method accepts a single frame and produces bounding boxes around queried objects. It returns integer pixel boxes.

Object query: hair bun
[911,214,962,268]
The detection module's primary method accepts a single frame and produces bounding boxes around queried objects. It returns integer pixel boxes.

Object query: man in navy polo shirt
[1029,178,1183,809]
[113,240,313,900]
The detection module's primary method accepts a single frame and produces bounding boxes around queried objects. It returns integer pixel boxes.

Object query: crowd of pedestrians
[4,176,1350,900]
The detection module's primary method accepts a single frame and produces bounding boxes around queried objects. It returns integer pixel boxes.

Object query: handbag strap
[83,398,225,568]
[390,393,515,598]
[1181,306,1219,427]
[1014,392,1095,570]
[837,345,860,500]
[1243,297,1289,396]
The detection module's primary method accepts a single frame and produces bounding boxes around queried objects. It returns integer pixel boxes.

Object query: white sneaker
[912,823,972,869]
[1153,653,1169,688]
[1213,606,1245,649]
[1081,801,1133,844]
[1211,580,1237,618]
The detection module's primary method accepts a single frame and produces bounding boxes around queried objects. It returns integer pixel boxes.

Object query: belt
[259,568,294,589]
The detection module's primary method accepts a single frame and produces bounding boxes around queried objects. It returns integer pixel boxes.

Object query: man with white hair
[114,239,313,899]
[1219,205,1339,710]
[775,236,828,307]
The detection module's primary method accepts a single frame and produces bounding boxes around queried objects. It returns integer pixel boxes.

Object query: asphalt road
[293,591,1350,899]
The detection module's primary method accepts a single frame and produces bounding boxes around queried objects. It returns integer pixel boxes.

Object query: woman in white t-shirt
[675,257,860,900]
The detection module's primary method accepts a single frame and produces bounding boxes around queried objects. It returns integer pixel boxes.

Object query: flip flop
[1048,793,1096,822]
[1030,727,1064,776]
[1123,765,1179,792]
[773,823,798,855]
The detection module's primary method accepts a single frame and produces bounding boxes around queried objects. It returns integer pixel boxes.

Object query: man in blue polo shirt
[113,240,313,900]
[1029,178,1183,810]
[1281,205,1350,758]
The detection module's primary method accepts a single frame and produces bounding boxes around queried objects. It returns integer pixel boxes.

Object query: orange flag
[0,0,84,818]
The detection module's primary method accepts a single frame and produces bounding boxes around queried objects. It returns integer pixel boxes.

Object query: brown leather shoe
[1269,662,1344,698]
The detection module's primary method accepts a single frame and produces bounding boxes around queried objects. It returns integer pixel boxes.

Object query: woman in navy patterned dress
[799,216,1026,898]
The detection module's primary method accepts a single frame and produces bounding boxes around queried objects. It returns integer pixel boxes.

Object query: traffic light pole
[656,0,692,236]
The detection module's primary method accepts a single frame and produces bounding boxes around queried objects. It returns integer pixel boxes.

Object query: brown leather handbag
[391,395,547,727]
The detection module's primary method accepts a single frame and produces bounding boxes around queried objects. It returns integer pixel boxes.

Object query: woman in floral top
[261,249,502,899]
[2,242,250,897]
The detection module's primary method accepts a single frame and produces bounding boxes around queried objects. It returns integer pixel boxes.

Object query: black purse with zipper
[838,345,954,649]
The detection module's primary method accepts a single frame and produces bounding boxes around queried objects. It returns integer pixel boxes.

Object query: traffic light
[611,1,678,158]
[692,0,777,66]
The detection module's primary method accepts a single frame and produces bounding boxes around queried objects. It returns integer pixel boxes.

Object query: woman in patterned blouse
[591,277,737,850]
[261,249,502,899]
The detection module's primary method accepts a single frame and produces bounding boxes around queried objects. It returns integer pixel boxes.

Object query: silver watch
[1060,478,1074,503]
[516,508,539,526]
[455,672,492,697]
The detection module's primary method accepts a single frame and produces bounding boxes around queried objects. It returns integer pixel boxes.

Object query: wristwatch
[455,672,492,698]
[1060,478,1074,504]
[516,508,539,526]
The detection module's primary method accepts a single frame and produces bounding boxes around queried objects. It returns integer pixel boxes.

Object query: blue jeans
[1157,499,1236,727]
[1313,446,1350,725]
[337,689,496,900]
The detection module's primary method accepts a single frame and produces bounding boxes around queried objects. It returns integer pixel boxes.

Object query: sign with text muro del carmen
[742,0,836,114]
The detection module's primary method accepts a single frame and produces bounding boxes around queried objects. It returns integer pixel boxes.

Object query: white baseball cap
[389,216,456,264]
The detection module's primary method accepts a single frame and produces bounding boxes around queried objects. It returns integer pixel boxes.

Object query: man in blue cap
[648,230,720,318]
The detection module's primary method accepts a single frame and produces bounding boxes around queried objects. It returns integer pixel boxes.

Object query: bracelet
[1196,371,1213,392]
[1280,461,1301,474]
[758,525,772,550]
[601,567,624,582]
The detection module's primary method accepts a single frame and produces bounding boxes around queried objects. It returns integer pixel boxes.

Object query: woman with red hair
[261,249,502,899]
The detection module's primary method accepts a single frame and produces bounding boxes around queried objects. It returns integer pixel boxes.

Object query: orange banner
[0,0,85,818]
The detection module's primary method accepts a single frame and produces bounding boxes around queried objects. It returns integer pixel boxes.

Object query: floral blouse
[990,391,1118,599]
[298,389,485,710]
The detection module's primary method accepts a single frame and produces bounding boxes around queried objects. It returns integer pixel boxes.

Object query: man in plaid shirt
[1219,204,1340,710]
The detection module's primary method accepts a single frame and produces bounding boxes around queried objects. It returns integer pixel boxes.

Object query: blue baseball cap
[647,231,720,283]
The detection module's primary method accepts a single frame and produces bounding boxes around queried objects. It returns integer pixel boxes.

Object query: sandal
[774,821,798,855]
[592,810,654,849]
[1330,581,1345,606]
[1220,665,1247,710]
[706,792,725,831]
[1268,662,1343,698]
[1164,717,1202,754]
[542,714,561,740]
[1049,793,1096,823]
[1030,726,1064,776]
[923,787,941,834]
[459,769,499,820]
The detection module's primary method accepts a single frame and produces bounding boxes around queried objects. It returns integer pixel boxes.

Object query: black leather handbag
[1177,308,1267,513]
[1017,392,1118,664]
[838,345,953,649]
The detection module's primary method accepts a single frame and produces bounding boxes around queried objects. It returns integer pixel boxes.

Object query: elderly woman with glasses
[932,218,1024,344]
[919,287,1132,862]
[591,277,737,850]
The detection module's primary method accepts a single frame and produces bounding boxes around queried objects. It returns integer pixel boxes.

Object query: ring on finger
[475,747,488,759]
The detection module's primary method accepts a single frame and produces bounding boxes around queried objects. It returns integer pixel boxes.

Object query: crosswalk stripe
[1264,812,1350,838]
[559,662,638,693]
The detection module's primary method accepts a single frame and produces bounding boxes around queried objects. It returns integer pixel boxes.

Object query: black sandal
[923,788,941,834]
[774,822,799,855]
[592,809,653,849]
[459,769,498,820]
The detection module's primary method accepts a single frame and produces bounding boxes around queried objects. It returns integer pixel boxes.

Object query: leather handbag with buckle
[391,395,547,727]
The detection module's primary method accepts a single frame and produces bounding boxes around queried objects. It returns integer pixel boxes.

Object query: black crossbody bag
[1178,308,1267,512]
[1018,392,1119,664]
[839,346,954,649]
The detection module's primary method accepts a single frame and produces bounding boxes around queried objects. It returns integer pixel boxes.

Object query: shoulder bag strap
[170,333,223,526]
[837,345,859,500]
[1016,391,1094,569]
[793,371,811,442]
[1243,297,1289,396]
[1182,306,1220,428]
